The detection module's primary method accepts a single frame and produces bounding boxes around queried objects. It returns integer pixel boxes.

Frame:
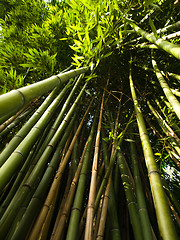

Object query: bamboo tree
[0,66,89,118]
[129,67,178,240]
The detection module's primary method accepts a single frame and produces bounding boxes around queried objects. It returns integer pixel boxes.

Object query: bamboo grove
[0,0,180,239]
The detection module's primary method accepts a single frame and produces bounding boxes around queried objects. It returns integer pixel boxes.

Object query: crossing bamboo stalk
[129,67,178,240]
[31,74,84,164]
[152,54,180,120]
[0,66,89,118]
[94,113,134,213]
[128,20,180,60]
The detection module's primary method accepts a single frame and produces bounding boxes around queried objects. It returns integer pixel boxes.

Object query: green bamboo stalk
[7,116,76,240]
[152,55,180,120]
[0,82,88,239]
[51,137,89,239]
[129,134,154,240]
[0,83,70,191]
[94,113,134,213]
[0,66,89,118]
[31,73,84,164]
[129,67,178,240]
[117,149,143,240]
[168,72,180,83]
[28,95,93,240]
[0,86,62,167]
[0,107,34,140]
[123,20,180,46]
[171,89,180,97]
[0,101,34,132]
[101,102,122,240]
[128,20,180,60]
[66,115,96,240]
[147,100,180,155]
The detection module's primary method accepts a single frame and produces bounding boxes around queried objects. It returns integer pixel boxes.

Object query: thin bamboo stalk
[152,55,180,120]
[28,96,93,240]
[66,116,97,240]
[168,72,180,82]
[97,101,122,240]
[85,90,105,240]
[147,100,180,155]
[0,66,89,118]
[129,67,178,240]
[0,107,34,140]
[0,100,35,133]
[94,113,134,213]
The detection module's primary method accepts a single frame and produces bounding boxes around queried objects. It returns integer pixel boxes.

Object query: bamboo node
[56,75,62,85]
[16,89,26,107]
[71,207,81,212]
[148,169,160,176]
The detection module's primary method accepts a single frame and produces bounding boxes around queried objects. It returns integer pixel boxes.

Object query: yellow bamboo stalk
[85,90,106,240]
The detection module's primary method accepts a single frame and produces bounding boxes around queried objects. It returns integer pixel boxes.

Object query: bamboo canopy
[0,0,180,240]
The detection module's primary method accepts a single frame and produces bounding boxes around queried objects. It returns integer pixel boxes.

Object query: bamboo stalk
[0,86,62,167]
[128,20,180,60]
[51,137,89,239]
[66,115,97,240]
[31,74,84,165]
[129,133,154,240]
[0,83,88,239]
[0,66,89,118]
[152,55,180,120]
[28,96,93,240]
[85,90,105,240]
[117,149,143,240]
[9,116,76,240]
[0,83,70,191]
[129,67,178,240]
[94,113,134,213]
